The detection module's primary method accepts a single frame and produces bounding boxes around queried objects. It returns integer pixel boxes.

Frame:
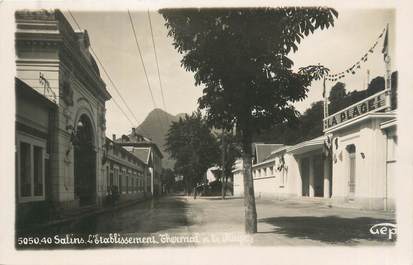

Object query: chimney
[132,127,136,135]
[112,134,116,142]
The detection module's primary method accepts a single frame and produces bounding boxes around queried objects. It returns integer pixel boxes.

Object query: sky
[64,8,395,137]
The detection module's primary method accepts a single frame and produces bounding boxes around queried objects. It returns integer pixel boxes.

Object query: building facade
[115,129,163,196]
[15,10,111,225]
[103,137,148,204]
[233,90,397,211]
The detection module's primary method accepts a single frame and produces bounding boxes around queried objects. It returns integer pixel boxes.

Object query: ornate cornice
[15,9,111,102]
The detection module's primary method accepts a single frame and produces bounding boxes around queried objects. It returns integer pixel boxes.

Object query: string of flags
[324,27,387,82]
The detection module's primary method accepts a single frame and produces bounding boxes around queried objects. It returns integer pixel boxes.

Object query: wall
[16,11,110,209]
[330,118,389,210]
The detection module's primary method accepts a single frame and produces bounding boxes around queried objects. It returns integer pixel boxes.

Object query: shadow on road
[198,196,243,201]
[259,215,396,245]
[20,197,192,237]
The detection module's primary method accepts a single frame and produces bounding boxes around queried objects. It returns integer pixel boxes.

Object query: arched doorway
[73,114,96,206]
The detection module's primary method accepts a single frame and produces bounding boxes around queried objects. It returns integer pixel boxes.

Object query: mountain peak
[132,109,189,169]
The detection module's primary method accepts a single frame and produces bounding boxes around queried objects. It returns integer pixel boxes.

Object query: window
[106,166,110,192]
[17,135,46,202]
[20,142,31,197]
[114,168,119,187]
[119,173,123,193]
[33,146,43,196]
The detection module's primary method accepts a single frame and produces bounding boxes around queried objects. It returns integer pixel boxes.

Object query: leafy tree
[298,101,324,141]
[165,112,220,195]
[217,131,240,199]
[367,76,385,96]
[161,7,337,233]
[161,168,176,194]
[254,100,323,145]
[328,82,347,113]
[328,71,398,114]
[255,72,398,146]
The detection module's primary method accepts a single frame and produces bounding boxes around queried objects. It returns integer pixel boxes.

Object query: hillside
[133,109,187,169]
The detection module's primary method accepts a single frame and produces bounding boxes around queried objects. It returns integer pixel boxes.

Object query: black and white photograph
[0,1,412,264]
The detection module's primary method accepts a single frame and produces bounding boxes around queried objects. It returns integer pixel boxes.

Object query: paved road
[19,196,396,248]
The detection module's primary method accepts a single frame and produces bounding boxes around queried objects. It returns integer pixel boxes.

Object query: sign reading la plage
[323,90,389,131]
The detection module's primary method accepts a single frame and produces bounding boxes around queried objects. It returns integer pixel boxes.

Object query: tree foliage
[161,8,337,133]
[255,72,398,145]
[160,168,176,193]
[165,112,220,194]
[328,71,398,114]
[160,7,338,233]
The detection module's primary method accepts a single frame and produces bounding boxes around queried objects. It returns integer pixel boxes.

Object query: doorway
[74,114,96,206]
[346,144,356,200]
[300,157,309,196]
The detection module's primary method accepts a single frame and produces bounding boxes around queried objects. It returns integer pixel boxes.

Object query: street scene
[12,7,397,250]
[18,196,395,248]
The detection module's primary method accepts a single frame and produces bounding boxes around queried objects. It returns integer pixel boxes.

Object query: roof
[253,143,284,163]
[127,147,151,164]
[115,136,164,159]
[264,145,290,161]
[287,135,325,155]
[105,137,146,167]
[15,78,57,109]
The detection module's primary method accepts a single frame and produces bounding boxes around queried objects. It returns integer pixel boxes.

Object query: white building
[233,89,396,211]
[15,10,111,225]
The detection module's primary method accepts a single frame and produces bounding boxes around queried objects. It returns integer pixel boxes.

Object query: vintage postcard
[0,0,412,264]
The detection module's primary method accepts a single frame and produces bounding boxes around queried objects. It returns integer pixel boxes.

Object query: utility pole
[383,24,392,111]
[323,77,328,120]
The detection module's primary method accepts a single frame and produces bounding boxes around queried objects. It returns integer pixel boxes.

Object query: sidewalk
[17,196,153,235]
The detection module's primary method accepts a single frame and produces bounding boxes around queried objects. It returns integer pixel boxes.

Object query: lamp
[77,120,84,129]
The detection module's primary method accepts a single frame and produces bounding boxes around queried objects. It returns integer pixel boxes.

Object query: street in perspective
[18,196,396,248]
[13,7,397,249]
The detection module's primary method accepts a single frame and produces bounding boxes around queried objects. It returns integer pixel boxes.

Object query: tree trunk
[241,131,257,234]
[185,176,190,196]
[221,131,226,200]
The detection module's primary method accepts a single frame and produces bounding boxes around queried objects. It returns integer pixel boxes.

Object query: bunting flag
[324,27,386,82]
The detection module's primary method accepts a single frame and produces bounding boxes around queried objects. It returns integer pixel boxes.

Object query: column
[297,158,302,197]
[323,157,331,198]
[309,156,315,197]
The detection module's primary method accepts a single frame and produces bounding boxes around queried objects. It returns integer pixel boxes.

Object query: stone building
[15,9,111,224]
